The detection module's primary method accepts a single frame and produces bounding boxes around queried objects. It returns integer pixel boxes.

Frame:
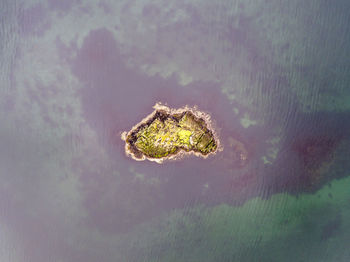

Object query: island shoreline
[121,103,222,164]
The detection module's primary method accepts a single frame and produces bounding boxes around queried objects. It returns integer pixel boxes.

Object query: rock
[122,103,220,163]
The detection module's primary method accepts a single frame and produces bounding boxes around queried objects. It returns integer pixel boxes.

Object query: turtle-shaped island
[121,104,220,163]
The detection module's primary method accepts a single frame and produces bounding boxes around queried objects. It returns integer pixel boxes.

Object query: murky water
[1,0,350,261]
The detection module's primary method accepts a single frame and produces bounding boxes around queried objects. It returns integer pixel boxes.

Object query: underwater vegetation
[120,175,350,262]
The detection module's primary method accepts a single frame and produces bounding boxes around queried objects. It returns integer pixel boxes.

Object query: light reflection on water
[1,0,350,261]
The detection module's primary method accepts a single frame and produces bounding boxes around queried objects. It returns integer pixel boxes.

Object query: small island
[121,103,220,163]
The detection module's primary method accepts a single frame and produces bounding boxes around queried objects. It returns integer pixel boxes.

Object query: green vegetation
[126,110,217,160]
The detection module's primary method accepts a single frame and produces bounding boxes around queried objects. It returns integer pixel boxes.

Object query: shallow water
[1,0,350,261]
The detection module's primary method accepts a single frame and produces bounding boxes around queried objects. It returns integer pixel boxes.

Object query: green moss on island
[122,104,219,163]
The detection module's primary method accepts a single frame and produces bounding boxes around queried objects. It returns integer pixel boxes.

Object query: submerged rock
[122,104,220,163]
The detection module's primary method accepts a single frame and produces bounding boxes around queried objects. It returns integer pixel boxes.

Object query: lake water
[1,0,350,261]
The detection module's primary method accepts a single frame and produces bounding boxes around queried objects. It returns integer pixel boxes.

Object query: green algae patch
[119,175,350,262]
[121,103,220,163]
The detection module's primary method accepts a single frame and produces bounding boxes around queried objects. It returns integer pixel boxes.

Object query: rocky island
[121,104,220,163]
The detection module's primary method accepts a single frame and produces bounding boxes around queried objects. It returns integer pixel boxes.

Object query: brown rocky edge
[121,103,222,163]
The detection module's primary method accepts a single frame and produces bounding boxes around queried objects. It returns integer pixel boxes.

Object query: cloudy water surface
[1,0,350,261]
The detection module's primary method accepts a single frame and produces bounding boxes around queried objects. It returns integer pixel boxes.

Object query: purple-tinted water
[1,0,350,261]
